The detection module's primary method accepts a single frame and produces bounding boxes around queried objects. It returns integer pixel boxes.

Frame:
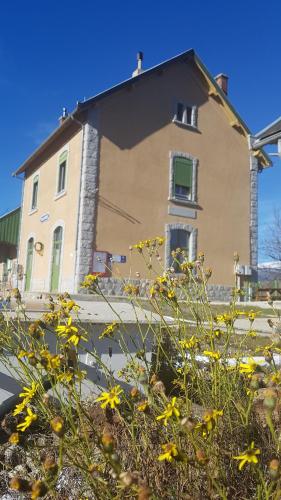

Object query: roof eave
[13,111,81,176]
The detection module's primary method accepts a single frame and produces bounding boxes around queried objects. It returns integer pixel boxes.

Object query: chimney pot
[132,51,144,77]
[215,73,229,95]
[59,107,68,125]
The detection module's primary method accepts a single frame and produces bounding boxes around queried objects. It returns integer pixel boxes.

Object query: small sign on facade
[40,213,50,223]
[111,255,127,263]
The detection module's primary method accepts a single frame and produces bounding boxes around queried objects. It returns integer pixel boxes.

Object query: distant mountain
[258,261,281,281]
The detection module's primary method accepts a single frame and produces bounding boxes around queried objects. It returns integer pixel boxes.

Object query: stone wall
[95,277,233,302]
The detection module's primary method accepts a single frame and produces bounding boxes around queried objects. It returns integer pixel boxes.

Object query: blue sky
[0,0,280,261]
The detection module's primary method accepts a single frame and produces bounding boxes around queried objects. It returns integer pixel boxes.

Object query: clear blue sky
[0,0,280,261]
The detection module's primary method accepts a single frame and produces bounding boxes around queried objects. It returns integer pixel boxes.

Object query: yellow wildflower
[158,442,178,462]
[17,407,37,432]
[95,385,123,409]
[233,441,260,470]
[19,381,39,401]
[13,400,28,416]
[137,400,149,412]
[239,358,259,377]
[203,350,221,360]
[156,397,180,426]
[179,336,199,350]
[81,273,100,288]
[56,316,78,337]
[196,409,223,437]
[67,331,87,346]
[248,310,258,322]
[99,322,118,340]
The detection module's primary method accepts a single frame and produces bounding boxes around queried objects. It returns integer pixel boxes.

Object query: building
[14,49,270,298]
[0,207,21,292]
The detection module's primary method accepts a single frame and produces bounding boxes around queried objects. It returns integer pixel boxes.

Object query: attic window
[174,102,197,128]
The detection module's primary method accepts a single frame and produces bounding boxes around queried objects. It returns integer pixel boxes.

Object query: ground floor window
[165,223,197,271]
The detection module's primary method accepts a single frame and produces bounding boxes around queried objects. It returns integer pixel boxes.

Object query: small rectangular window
[174,102,197,127]
[31,176,39,210]
[57,150,67,194]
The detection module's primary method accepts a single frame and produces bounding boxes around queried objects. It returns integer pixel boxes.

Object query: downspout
[12,174,25,292]
[70,114,85,294]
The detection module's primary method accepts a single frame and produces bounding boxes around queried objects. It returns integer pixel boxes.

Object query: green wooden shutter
[59,150,68,164]
[174,158,193,188]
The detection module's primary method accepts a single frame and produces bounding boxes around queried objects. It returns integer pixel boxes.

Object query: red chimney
[215,73,229,95]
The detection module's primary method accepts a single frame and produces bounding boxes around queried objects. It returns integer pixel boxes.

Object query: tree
[262,208,281,262]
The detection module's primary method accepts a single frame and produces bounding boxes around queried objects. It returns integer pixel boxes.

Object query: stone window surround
[55,145,69,199]
[168,150,198,207]
[29,172,40,214]
[164,222,198,270]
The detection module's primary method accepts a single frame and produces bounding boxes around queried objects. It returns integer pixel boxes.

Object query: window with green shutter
[173,157,193,200]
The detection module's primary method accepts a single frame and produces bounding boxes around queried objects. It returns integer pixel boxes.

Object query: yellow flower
[19,381,39,402]
[99,322,118,340]
[248,310,258,322]
[17,407,37,432]
[67,332,87,346]
[81,274,100,288]
[196,409,223,437]
[137,400,149,412]
[56,316,78,337]
[156,397,180,426]
[158,442,178,462]
[9,432,20,445]
[179,336,199,350]
[57,371,74,384]
[95,385,123,409]
[40,350,61,370]
[239,358,259,377]
[233,441,261,470]
[203,350,221,360]
[13,400,28,416]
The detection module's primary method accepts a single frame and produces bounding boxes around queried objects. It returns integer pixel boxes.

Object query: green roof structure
[0,207,21,247]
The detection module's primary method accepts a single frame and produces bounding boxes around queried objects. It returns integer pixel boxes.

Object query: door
[25,238,34,291]
[50,226,63,292]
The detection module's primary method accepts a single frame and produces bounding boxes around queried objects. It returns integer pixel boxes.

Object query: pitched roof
[14,49,271,176]
[252,116,281,148]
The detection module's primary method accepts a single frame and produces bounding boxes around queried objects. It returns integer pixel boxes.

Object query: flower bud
[250,375,260,391]
[10,476,31,492]
[43,455,58,475]
[50,416,65,437]
[101,432,115,452]
[130,387,139,398]
[31,480,48,498]
[9,432,20,445]
[269,459,280,480]
[138,485,152,500]
[263,389,277,411]
[119,471,135,487]
[181,417,195,432]
[195,449,209,465]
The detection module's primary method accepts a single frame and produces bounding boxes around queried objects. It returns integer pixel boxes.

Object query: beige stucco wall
[96,62,251,285]
[18,126,82,293]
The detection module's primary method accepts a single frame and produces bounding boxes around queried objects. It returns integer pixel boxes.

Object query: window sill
[28,208,38,216]
[54,190,67,201]
[172,118,198,132]
[168,196,198,208]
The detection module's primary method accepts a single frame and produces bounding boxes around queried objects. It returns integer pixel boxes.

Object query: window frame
[30,174,39,213]
[169,151,198,206]
[165,223,197,271]
[55,147,68,199]
[173,101,198,129]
